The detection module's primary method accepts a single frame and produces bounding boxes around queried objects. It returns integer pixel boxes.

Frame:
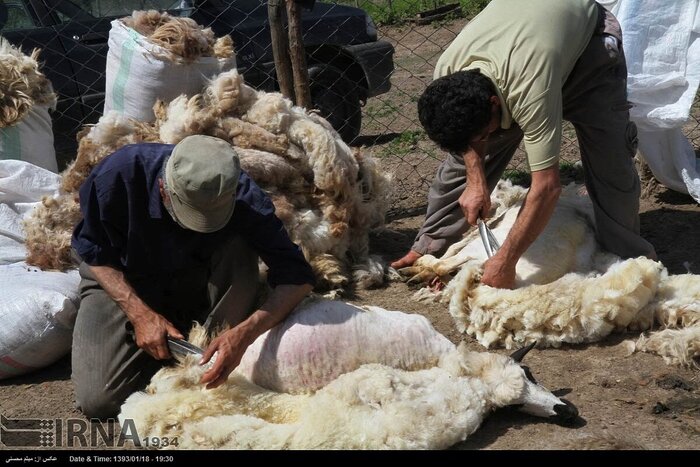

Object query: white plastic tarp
[599,0,700,203]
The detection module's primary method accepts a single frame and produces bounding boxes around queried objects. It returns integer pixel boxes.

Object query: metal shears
[477,218,500,258]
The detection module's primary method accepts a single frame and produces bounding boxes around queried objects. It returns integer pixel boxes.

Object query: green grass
[376,129,424,157]
[394,129,422,146]
[559,160,585,183]
[365,100,402,120]
[502,168,531,187]
[338,0,491,26]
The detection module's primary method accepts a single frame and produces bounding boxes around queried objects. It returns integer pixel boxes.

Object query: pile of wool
[0,37,56,128]
[399,181,700,367]
[120,10,234,62]
[23,69,391,293]
[119,299,574,449]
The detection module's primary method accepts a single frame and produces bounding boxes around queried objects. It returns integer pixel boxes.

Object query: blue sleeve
[71,175,126,269]
[237,203,316,288]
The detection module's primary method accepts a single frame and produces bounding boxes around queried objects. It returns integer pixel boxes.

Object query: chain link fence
[2,0,698,217]
[352,0,700,216]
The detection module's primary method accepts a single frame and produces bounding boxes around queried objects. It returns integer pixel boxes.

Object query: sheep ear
[509,341,537,363]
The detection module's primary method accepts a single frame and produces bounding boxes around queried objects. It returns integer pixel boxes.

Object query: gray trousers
[413,6,656,260]
[71,235,260,419]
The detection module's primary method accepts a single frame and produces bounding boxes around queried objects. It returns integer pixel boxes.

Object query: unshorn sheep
[399,181,700,367]
[119,299,577,449]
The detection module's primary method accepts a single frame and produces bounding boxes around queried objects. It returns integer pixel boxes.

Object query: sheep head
[457,342,579,425]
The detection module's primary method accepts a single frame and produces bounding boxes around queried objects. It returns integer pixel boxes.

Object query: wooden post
[268,0,295,101]
[286,0,313,109]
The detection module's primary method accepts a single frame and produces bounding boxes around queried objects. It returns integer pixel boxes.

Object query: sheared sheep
[0,37,56,128]
[119,299,578,449]
[399,181,700,366]
[23,68,391,292]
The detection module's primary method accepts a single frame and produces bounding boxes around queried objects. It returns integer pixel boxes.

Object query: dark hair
[417,69,496,154]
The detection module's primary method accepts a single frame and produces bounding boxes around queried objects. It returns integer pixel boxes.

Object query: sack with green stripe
[0,105,57,173]
[104,19,236,122]
[0,38,58,173]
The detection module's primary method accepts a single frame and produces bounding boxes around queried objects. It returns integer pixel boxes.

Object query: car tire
[308,64,362,143]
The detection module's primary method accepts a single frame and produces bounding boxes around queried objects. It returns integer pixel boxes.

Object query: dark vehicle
[0,0,394,156]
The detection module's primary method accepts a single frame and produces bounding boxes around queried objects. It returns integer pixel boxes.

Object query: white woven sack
[104,19,236,122]
[0,262,80,379]
[0,104,57,173]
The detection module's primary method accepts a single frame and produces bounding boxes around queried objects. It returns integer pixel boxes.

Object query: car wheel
[308,65,362,143]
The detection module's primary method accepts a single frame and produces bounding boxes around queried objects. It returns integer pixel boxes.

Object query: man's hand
[459,184,491,226]
[87,264,184,360]
[481,255,516,289]
[478,166,562,290]
[198,283,313,390]
[199,327,251,389]
[131,313,184,360]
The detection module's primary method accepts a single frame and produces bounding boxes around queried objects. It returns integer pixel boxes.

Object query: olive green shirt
[434,0,599,171]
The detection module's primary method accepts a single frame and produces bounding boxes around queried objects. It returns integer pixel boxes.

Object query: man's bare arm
[459,141,491,225]
[199,282,313,389]
[481,166,561,288]
[88,264,183,360]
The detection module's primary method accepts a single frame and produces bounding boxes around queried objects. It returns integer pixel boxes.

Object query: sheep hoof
[406,271,437,286]
[396,266,420,277]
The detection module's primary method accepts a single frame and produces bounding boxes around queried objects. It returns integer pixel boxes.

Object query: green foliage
[338,0,491,26]
[460,0,491,17]
[394,129,422,146]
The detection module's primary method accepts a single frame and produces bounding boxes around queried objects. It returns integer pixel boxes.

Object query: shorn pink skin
[234,299,455,394]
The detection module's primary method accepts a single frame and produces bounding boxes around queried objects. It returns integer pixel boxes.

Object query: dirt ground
[354,179,700,450]
[1,181,698,451]
[1,19,700,451]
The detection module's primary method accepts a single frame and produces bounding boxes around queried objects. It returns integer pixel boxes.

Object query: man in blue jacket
[71,135,315,418]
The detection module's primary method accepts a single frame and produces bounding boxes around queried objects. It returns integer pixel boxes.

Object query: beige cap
[164,135,240,233]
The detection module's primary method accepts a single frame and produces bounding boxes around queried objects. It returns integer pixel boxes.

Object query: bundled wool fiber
[120,10,234,62]
[23,69,391,292]
[0,37,56,128]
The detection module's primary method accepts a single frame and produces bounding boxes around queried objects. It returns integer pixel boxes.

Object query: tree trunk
[286,0,312,109]
[268,0,295,101]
